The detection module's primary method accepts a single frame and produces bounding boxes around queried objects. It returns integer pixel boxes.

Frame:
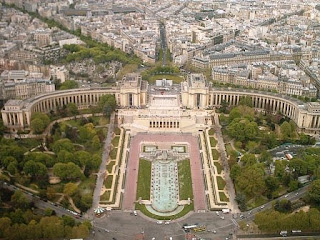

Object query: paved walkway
[86,112,115,219]
[213,114,240,213]
[99,129,129,209]
[122,133,207,211]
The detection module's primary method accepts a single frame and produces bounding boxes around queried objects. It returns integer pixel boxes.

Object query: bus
[183,225,198,230]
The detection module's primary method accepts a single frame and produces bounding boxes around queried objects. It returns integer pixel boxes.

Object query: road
[1,181,312,239]
[89,112,115,219]
[1,182,84,220]
[235,184,311,222]
[159,23,167,66]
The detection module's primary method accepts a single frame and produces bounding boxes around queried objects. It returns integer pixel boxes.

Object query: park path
[213,114,240,213]
[86,112,115,219]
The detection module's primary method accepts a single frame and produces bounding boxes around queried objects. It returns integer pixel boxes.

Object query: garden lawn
[214,162,223,174]
[219,192,229,202]
[210,137,217,147]
[136,159,151,200]
[211,149,219,160]
[178,159,193,200]
[217,176,226,190]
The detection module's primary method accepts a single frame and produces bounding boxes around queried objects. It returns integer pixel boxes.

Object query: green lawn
[219,192,229,202]
[78,175,96,195]
[107,161,116,173]
[208,128,215,135]
[112,136,120,147]
[100,190,111,201]
[247,196,268,210]
[225,144,233,156]
[135,203,194,220]
[211,149,219,160]
[210,137,217,147]
[109,148,118,159]
[178,159,193,200]
[148,74,184,84]
[214,162,223,174]
[16,139,42,149]
[105,175,113,189]
[114,127,121,135]
[136,159,151,200]
[216,176,226,190]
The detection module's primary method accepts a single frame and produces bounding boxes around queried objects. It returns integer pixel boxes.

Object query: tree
[39,216,64,239]
[236,164,266,198]
[31,118,46,134]
[66,103,79,116]
[23,160,48,179]
[7,161,18,175]
[299,133,316,145]
[98,94,116,117]
[0,217,11,238]
[78,123,96,142]
[309,179,320,205]
[235,193,247,211]
[265,176,279,197]
[91,135,101,151]
[63,183,78,196]
[59,80,78,90]
[280,121,292,140]
[228,118,258,142]
[259,151,273,166]
[24,152,55,168]
[30,112,50,134]
[26,220,42,240]
[239,96,253,107]
[274,160,287,180]
[289,158,308,178]
[53,162,83,180]
[241,153,256,166]
[52,138,74,153]
[11,191,30,210]
[0,119,5,138]
[274,199,292,213]
[57,150,74,163]
[62,215,75,227]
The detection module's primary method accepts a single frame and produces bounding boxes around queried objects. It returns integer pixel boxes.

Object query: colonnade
[210,91,299,121]
[149,119,180,129]
[30,92,115,113]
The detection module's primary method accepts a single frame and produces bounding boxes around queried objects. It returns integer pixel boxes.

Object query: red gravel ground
[122,133,207,211]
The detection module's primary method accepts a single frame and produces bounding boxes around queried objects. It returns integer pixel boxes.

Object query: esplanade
[2,73,320,135]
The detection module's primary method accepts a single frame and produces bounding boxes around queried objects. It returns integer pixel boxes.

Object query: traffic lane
[237,185,310,221]
[2,182,84,220]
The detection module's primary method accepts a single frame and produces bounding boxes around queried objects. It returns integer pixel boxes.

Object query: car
[133,210,137,216]
[156,221,163,224]
[152,238,155,240]
[164,221,170,225]
[284,194,288,198]
[213,230,217,234]
[220,216,225,220]
[260,205,265,209]
[104,229,110,232]
[215,211,220,216]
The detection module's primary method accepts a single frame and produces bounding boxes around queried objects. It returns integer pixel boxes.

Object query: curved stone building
[2,73,320,135]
